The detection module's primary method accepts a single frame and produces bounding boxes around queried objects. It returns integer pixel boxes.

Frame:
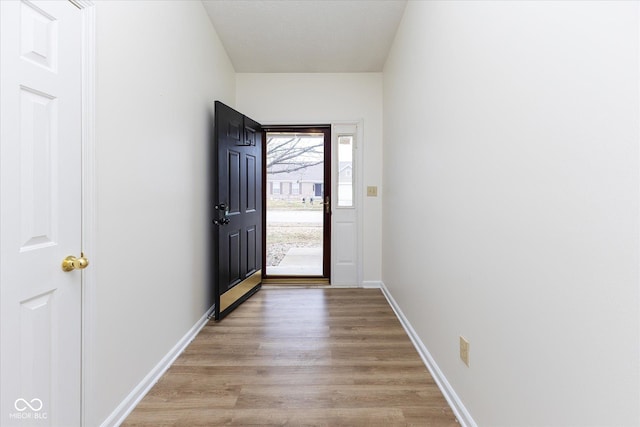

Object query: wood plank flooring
[123,288,458,426]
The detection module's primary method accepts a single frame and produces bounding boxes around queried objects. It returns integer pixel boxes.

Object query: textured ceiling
[202,0,407,73]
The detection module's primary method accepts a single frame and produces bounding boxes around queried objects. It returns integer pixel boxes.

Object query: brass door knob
[62,253,89,272]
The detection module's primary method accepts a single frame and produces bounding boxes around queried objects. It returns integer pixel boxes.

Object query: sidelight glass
[337,135,354,207]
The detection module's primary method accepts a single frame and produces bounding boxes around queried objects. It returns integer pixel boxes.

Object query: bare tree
[266,136,323,174]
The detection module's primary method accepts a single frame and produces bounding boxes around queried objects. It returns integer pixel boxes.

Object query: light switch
[367,186,378,197]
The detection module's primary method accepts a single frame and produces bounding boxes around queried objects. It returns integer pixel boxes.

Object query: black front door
[212,101,262,320]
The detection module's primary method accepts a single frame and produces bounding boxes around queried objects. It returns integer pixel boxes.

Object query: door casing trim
[76,1,96,425]
[260,120,364,286]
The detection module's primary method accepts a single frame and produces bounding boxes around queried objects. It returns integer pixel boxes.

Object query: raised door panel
[20,0,58,71]
[246,226,257,276]
[228,230,242,289]
[227,150,241,215]
[245,154,257,213]
[19,87,58,251]
[227,118,242,144]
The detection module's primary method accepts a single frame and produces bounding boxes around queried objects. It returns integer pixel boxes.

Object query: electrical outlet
[459,336,470,367]
[367,186,378,197]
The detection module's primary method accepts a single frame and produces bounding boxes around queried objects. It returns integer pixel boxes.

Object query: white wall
[383,1,639,426]
[90,2,235,424]
[236,73,383,283]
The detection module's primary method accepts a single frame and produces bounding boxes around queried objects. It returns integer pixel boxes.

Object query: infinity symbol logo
[14,398,43,412]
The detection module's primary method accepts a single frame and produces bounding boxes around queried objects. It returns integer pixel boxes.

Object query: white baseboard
[378,282,477,427]
[330,283,361,288]
[361,280,383,288]
[101,305,215,427]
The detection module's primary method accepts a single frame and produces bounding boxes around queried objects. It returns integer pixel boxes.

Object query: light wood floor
[123,288,458,426]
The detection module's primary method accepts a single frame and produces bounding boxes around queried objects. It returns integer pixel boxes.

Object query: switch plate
[367,186,378,197]
[460,336,470,367]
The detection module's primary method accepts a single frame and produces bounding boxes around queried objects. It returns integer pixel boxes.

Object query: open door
[263,127,331,281]
[1,2,85,424]
[212,101,263,320]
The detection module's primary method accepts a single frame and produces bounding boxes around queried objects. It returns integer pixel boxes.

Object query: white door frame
[73,1,96,425]
[262,120,364,285]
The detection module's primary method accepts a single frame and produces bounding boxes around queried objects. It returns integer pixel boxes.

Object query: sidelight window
[337,135,354,207]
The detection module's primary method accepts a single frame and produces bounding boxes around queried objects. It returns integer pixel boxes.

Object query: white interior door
[1,1,84,425]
